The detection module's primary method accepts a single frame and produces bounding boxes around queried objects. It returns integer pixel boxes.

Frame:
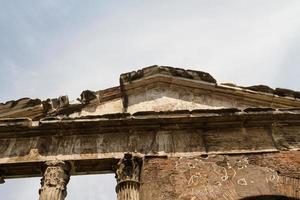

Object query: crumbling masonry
[0,66,299,200]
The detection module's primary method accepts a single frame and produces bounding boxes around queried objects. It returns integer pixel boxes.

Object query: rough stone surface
[243,85,275,94]
[79,90,98,104]
[140,154,300,200]
[120,65,217,85]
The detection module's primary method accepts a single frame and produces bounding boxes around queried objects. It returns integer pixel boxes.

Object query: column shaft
[117,181,140,200]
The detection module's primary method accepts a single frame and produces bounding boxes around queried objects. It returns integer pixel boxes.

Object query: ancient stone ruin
[0,65,299,200]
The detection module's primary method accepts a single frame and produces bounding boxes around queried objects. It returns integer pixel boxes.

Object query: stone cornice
[0,108,300,131]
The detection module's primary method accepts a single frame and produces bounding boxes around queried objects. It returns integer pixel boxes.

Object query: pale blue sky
[0,0,300,199]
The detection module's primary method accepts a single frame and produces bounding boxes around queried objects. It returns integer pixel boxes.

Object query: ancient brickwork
[140,153,300,200]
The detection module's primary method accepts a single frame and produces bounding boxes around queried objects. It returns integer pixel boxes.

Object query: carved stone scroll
[115,153,142,200]
[39,161,71,200]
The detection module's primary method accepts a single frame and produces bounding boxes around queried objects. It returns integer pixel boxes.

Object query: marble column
[39,161,71,200]
[115,153,142,200]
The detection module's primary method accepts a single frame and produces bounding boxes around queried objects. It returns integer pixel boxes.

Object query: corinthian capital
[116,153,142,183]
[39,160,71,200]
[115,153,142,196]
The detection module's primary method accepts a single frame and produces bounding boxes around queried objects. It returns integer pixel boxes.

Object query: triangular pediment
[121,66,300,113]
